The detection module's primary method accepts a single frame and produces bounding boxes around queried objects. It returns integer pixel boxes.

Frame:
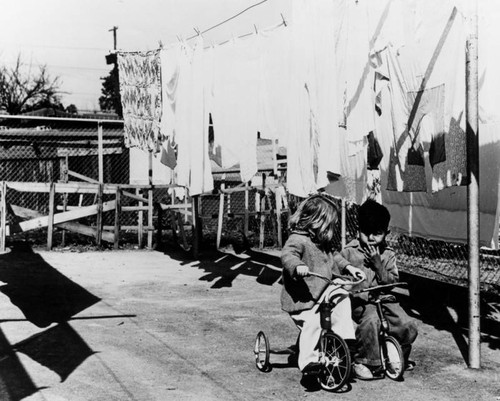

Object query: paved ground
[0,242,499,401]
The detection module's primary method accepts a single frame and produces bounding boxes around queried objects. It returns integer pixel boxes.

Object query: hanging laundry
[159,138,177,169]
[169,37,214,197]
[159,42,182,143]
[337,0,379,153]
[117,51,163,151]
[211,36,260,183]
[382,3,466,193]
[367,131,383,170]
[287,0,342,197]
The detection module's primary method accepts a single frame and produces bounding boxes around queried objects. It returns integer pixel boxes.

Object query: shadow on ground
[400,272,500,360]
[163,242,500,363]
[0,241,100,328]
[0,241,101,400]
[163,242,282,289]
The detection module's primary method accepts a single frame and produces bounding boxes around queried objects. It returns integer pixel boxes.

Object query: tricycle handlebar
[307,271,365,287]
[353,282,408,294]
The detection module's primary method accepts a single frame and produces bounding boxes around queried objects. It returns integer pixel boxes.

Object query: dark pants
[352,301,418,366]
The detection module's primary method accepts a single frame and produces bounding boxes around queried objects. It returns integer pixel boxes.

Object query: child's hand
[345,265,366,281]
[362,244,382,269]
[295,265,310,277]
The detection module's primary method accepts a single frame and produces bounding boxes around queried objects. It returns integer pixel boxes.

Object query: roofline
[0,115,124,124]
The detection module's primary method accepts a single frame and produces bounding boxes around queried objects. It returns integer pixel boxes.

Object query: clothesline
[117,19,287,56]
[210,20,287,48]
[184,0,273,40]
[115,0,286,55]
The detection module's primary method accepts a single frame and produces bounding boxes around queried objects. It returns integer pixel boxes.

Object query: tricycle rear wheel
[254,331,271,372]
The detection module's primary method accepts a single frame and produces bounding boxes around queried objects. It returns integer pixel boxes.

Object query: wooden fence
[0,181,200,256]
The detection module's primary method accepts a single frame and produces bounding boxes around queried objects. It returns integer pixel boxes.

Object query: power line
[185,0,269,40]
[2,60,109,72]
[1,43,109,52]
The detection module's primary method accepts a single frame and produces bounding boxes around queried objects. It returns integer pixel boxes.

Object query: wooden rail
[0,181,200,255]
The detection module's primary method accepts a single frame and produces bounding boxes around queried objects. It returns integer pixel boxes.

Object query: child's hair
[288,194,339,249]
[358,199,390,234]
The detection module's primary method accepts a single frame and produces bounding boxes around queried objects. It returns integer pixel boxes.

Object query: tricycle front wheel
[318,332,351,391]
[380,335,404,380]
[254,331,271,372]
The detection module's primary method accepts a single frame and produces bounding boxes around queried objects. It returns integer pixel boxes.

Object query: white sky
[0,0,289,112]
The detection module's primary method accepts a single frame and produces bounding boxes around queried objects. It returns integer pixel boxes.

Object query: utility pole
[105,26,119,65]
[109,26,118,51]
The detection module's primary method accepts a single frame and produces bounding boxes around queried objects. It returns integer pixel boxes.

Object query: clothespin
[193,27,201,36]
[158,40,164,49]
[176,35,182,42]
[254,24,258,34]
[280,13,287,27]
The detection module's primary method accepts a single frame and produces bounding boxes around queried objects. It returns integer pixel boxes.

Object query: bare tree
[0,54,62,114]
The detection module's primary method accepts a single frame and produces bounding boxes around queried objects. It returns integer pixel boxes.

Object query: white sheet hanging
[162,37,213,197]
[211,36,259,182]
[286,0,344,198]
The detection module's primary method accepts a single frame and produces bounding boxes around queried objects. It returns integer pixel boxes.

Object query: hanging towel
[117,51,163,151]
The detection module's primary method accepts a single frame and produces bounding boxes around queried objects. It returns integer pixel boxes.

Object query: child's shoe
[353,363,374,380]
[302,362,322,375]
[405,360,416,371]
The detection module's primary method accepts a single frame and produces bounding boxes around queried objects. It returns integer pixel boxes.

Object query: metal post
[466,0,480,369]
[98,122,104,183]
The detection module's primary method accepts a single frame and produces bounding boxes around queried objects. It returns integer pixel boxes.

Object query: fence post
[244,181,249,237]
[114,186,121,249]
[216,175,225,249]
[96,183,103,246]
[156,203,163,250]
[98,122,104,183]
[147,150,153,249]
[60,155,69,246]
[191,195,200,259]
[0,182,6,253]
[137,187,144,248]
[341,197,346,249]
[275,186,282,248]
[259,173,266,249]
[47,182,55,250]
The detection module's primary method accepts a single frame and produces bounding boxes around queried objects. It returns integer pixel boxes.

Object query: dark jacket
[340,239,398,303]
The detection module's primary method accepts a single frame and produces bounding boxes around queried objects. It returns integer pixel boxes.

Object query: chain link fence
[199,172,287,250]
[0,114,498,293]
[337,197,500,295]
[0,114,131,247]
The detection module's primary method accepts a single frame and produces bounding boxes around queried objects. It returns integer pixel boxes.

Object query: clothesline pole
[466,0,480,370]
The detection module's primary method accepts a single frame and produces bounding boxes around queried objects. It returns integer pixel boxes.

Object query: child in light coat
[281,194,365,378]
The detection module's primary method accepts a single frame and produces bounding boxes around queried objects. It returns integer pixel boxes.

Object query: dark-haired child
[341,199,418,380]
[280,194,366,378]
